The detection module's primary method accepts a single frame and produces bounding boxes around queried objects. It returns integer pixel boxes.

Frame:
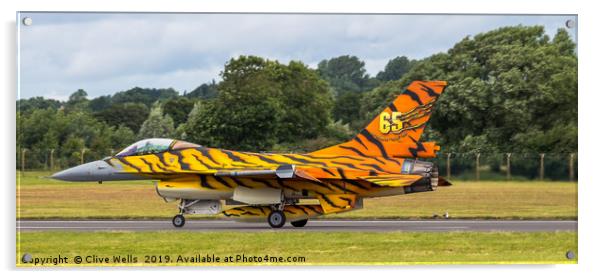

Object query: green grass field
[16,171,579,266]
[17,171,577,220]
[16,231,577,266]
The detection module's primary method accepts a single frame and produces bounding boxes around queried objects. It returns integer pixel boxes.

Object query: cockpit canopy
[115,138,200,157]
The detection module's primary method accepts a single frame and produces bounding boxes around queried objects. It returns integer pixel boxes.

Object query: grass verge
[17,231,577,266]
[17,171,577,220]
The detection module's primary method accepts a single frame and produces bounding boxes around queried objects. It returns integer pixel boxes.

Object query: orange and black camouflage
[52,80,450,228]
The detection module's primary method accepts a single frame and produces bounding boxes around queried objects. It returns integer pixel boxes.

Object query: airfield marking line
[311,220,577,223]
[413,226,469,229]
[16,220,577,232]
[17,220,577,223]
[18,227,155,230]
[18,220,233,223]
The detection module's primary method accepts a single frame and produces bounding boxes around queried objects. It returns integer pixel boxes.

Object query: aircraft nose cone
[51,162,97,181]
[50,159,143,182]
[50,169,69,180]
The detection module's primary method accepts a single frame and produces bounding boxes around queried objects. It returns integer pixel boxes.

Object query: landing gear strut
[173,199,187,228]
[267,210,286,228]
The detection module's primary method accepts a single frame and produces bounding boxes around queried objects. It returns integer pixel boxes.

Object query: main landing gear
[291,219,308,227]
[267,211,309,228]
[171,199,311,229]
[267,204,308,228]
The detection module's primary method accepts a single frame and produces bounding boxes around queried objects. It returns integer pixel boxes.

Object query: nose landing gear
[172,214,185,228]
[267,210,286,228]
[172,199,187,228]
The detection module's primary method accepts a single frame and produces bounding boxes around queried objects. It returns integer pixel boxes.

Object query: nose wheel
[268,210,286,228]
[173,199,189,228]
[172,214,185,228]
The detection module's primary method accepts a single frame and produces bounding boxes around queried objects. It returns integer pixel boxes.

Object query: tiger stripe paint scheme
[52,80,450,228]
[223,205,324,222]
[311,80,447,158]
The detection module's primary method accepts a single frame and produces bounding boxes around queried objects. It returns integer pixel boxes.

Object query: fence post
[81,148,87,165]
[476,153,481,181]
[446,153,451,178]
[506,153,512,180]
[569,153,575,182]
[21,148,27,172]
[49,149,55,171]
[539,153,545,181]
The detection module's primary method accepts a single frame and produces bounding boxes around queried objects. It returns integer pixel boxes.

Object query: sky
[17,13,577,100]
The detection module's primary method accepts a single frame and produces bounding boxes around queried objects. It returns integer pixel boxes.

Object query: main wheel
[268,210,286,228]
[172,214,185,228]
[291,219,308,228]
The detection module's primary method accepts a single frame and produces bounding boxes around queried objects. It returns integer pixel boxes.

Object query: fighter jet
[52,80,451,228]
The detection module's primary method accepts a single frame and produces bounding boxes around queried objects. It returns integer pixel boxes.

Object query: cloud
[18,13,577,99]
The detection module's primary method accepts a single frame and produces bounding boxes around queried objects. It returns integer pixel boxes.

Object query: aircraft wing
[214,165,426,188]
[214,164,322,183]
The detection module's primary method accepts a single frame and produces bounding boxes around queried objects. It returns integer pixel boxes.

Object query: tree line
[17,26,577,178]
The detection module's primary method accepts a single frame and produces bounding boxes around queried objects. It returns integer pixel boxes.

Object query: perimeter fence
[16,148,577,181]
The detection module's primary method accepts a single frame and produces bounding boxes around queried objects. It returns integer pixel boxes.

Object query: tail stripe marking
[359,130,388,158]
[402,89,424,105]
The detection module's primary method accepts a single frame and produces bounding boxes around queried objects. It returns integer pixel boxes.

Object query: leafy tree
[138,103,175,139]
[88,95,113,112]
[270,121,354,153]
[184,56,333,150]
[16,97,62,115]
[376,56,416,82]
[163,97,195,127]
[332,91,362,128]
[274,61,334,142]
[173,123,188,140]
[57,110,111,152]
[68,89,88,103]
[111,87,179,107]
[19,108,58,148]
[110,125,137,152]
[60,135,86,166]
[318,55,381,125]
[183,101,221,146]
[94,102,149,133]
[317,55,374,95]
[362,26,577,155]
[188,56,285,150]
[18,106,130,168]
[65,89,89,112]
[187,80,218,99]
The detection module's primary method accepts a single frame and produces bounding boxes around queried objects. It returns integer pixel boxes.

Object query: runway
[17,219,577,232]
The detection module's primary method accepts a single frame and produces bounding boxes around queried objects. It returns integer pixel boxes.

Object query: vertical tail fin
[311,80,447,158]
